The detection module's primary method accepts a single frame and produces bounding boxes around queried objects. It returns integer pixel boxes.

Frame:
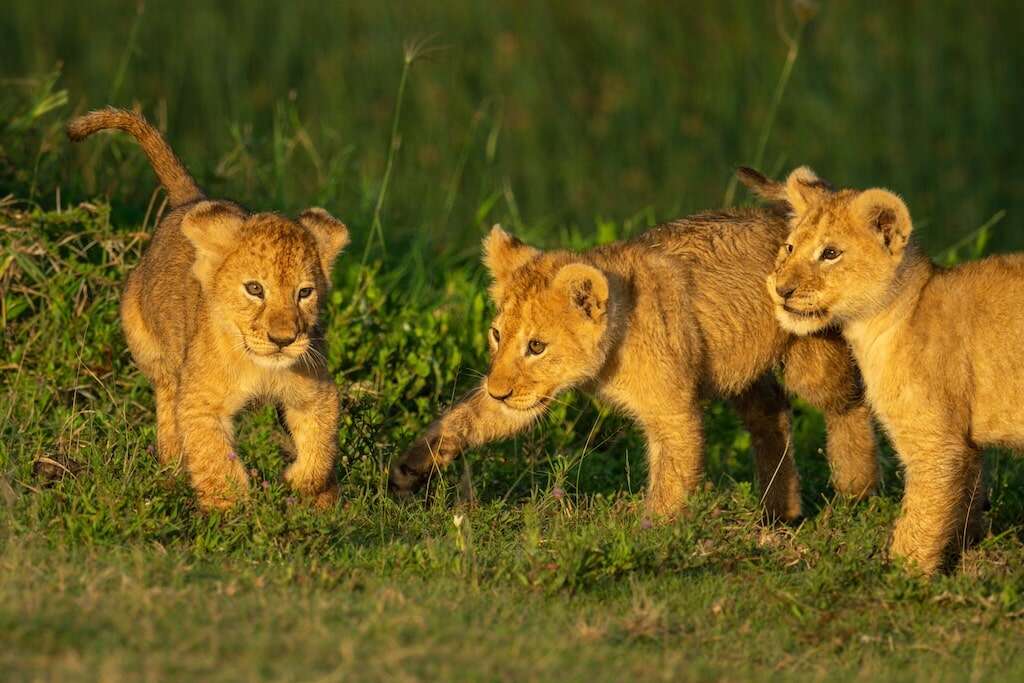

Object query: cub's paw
[887,525,942,576]
[197,492,246,512]
[643,493,686,521]
[313,482,341,510]
[282,463,339,510]
[388,438,443,496]
[194,459,251,512]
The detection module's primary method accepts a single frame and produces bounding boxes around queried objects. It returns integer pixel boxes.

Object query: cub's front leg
[279,375,341,509]
[628,386,705,519]
[730,375,802,522]
[889,432,979,575]
[782,333,879,500]
[176,389,250,511]
[390,386,539,494]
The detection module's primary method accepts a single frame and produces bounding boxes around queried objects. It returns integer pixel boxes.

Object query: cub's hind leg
[731,375,802,523]
[783,333,879,500]
[153,381,184,470]
[122,278,184,472]
[958,454,988,553]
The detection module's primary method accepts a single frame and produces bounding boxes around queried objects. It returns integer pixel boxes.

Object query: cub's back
[920,254,1024,442]
[619,208,793,394]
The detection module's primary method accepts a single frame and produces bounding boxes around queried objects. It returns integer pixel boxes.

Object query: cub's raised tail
[67,107,203,208]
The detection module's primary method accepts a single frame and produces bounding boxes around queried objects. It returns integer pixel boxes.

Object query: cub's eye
[297,287,315,301]
[244,281,264,298]
[820,246,842,261]
[490,327,500,344]
[786,243,794,254]
[527,339,547,356]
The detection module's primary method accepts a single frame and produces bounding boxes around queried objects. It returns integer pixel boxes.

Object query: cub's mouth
[782,304,829,319]
[241,337,309,367]
[499,396,551,413]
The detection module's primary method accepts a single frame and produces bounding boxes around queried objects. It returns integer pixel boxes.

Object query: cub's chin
[774,303,834,336]
[250,353,300,370]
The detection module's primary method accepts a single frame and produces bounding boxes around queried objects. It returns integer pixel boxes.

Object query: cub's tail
[66,107,203,208]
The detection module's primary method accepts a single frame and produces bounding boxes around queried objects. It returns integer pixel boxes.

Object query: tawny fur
[390,211,880,521]
[742,165,1009,574]
[67,107,350,511]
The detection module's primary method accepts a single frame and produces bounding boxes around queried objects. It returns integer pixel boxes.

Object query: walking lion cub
[391,209,880,521]
[741,165,1021,573]
[68,108,350,510]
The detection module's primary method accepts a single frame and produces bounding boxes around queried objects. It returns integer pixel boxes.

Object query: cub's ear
[552,263,609,323]
[181,201,246,284]
[483,225,539,281]
[851,189,912,256]
[784,166,833,214]
[299,208,350,280]
[737,167,786,202]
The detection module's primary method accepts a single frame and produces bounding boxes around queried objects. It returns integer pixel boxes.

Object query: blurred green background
[2,0,1022,257]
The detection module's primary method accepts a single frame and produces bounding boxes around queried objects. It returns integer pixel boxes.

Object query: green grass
[4,2,1024,680]
[5,197,1024,682]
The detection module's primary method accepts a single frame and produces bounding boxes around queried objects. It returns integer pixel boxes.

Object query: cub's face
[481,226,611,413]
[214,223,324,368]
[747,167,914,334]
[181,204,349,369]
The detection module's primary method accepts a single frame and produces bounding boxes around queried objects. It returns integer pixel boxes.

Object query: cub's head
[181,201,350,369]
[481,226,615,413]
[738,166,913,334]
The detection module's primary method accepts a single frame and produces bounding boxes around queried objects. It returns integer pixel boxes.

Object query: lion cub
[67,108,350,510]
[741,165,1022,573]
[390,210,880,522]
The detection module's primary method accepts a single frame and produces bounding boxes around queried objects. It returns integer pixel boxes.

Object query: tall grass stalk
[108,2,145,103]
[442,100,491,232]
[937,209,1006,265]
[723,0,812,206]
[362,37,438,264]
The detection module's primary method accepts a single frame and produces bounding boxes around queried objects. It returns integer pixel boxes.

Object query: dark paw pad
[388,458,429,496]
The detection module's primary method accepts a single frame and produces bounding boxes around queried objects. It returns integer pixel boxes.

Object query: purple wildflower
[551,486,565,501]
[227,450,237,461]
[640,517,654,530]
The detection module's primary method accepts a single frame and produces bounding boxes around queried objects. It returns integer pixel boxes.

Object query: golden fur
[67,107,350,510]
[741,165,1019,573]
[390,211,880,521]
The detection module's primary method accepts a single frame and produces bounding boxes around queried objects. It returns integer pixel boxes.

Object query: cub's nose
[775,282,797,300]
[268,333,297,348]
[488,387,513,401]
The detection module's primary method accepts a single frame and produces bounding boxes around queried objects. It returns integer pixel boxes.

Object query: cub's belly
[966,330,1024,449]
[970,393,1024,450]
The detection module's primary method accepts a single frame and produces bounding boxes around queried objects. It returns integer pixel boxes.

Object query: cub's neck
[841,246,934,360]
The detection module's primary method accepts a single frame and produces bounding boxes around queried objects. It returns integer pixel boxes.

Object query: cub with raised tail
[68,107,350,510]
